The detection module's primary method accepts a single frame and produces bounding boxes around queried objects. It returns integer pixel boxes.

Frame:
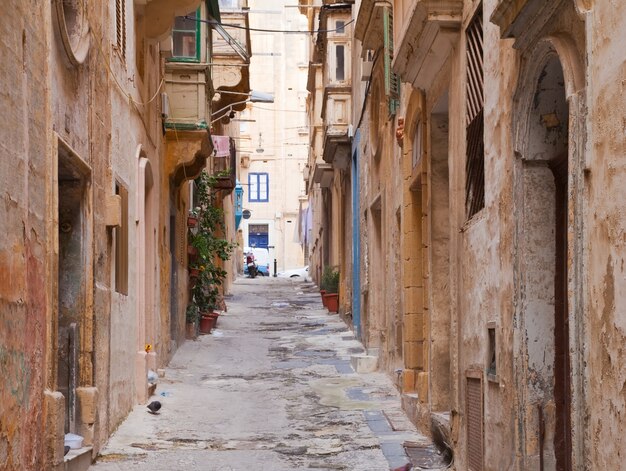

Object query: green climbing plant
[189,170,236,313]
[320,266,340,294]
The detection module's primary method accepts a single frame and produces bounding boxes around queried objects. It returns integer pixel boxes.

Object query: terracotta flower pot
[199,315,215,334]
[185,322,198,340]
[187,216,198,228]
[189,267,200,278]
[320,290,327,307]
[322,293,339,313]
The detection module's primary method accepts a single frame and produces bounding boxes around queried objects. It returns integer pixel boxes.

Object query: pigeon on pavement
[147,400,162,414]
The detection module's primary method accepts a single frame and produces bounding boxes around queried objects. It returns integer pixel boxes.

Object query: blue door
[248,224,269,248]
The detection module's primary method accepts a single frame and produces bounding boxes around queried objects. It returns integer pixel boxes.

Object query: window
[487,322,496,379]
[248,173,269,202]
[412,120,422,168]
[171,9,200,61]
[219,0,239,8]
[336,45,345,81]
[115,0,126,59]
[465,6,484,219]
[114,182,129,295]
[336,20,345,34]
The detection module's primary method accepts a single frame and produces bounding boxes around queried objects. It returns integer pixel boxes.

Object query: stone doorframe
[511,35,586,469]
[135,145,156,404]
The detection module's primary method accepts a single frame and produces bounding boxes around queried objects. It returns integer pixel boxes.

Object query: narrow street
[90,277,446,471]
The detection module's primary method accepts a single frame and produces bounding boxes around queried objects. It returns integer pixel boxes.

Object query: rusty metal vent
[466,376,484,471]
[465,6,484,219]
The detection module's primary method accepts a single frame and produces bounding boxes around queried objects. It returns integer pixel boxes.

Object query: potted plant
[187,209,199,228]
[189,170,236,332]
[185,304,200,339]
[320,266,339,313]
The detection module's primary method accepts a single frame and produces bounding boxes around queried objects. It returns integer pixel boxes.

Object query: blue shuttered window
[248,173,269,202]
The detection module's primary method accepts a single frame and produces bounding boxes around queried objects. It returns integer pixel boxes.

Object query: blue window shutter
[248,173,269,202]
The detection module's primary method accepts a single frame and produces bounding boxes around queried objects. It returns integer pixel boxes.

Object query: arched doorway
[515,49,572,470]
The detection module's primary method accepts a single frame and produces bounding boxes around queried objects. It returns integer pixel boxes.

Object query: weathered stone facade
[304,0,626,468]
[0,1,246,469]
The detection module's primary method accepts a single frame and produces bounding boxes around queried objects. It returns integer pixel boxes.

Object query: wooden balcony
[211,9,252,123]
[321,86,351,171]
[211,136,236,193]
[164,63,210,130]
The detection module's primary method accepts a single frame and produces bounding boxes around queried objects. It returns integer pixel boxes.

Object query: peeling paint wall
[0,1,51,469]
[585,0,626,469]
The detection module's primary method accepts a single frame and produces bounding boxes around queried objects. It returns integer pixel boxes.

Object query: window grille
[466,376,484,470]
[465,6,484,219]
[115,0,126,59]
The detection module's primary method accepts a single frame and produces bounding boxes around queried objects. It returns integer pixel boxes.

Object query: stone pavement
[90,277,448,471]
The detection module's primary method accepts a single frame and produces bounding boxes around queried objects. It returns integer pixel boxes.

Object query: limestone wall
[585,1,626,468]
[0,2,51,469]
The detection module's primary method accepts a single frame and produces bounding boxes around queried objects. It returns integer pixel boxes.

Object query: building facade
[0,1,247,469]
[237,0,309,274]
[304,0,626,469]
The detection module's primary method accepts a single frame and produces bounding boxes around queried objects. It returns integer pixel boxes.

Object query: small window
[412,121,422,168]
[336,45,345,81]
[336,20,345,33]
[171,10,200,61]
[487,323,496,379]
[248,173,269,202]
[114,182,129,295]
[219,0,239,8]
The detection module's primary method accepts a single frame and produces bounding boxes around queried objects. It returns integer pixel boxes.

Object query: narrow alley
[90,277,449,471]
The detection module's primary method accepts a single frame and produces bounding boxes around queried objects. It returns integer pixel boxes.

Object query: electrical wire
[187,16,354,34]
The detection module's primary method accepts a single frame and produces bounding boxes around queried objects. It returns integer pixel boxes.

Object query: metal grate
[178,209,185,263]
[466,376,484,471]
[465,6,484,218]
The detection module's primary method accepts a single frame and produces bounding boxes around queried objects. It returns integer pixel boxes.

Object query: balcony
[490,0,561,47]
[139,0,217,39]
[312,162,334,188]
[391,0,463,89]
[211,135,237,193]
[211,7,252,123]
[164,63,210,130]
[321,86,351,171]
[355,0,391,51]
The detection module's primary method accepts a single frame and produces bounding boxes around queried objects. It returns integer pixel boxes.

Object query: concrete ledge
[350,354,378,373]
[64,446,93,471]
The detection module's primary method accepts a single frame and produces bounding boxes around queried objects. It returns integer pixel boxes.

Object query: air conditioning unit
[161,92,170,119]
